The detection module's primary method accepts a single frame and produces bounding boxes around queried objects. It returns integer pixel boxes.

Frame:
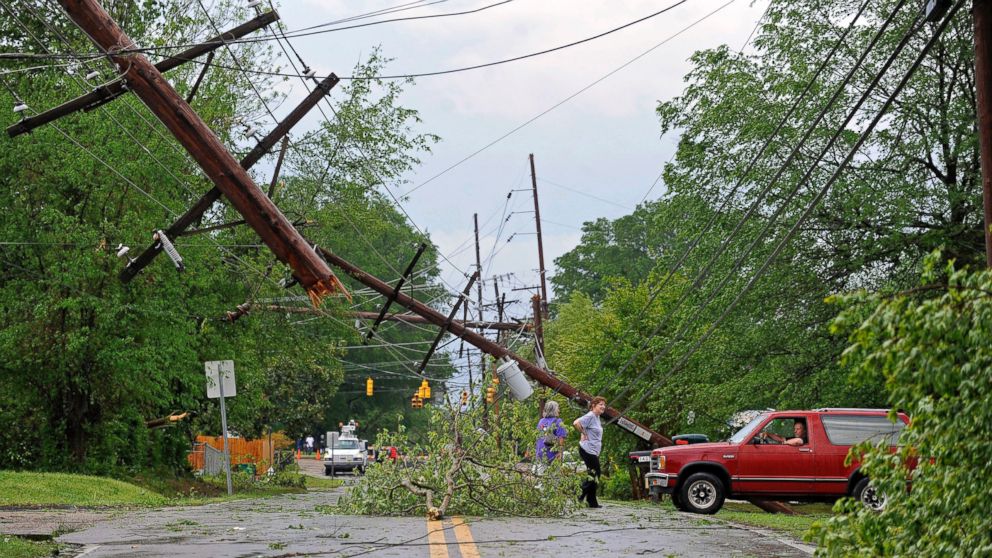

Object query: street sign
[205,360,235,496]
[205,360,236,398]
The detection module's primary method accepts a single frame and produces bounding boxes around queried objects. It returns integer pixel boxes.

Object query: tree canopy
[0,2,451,473]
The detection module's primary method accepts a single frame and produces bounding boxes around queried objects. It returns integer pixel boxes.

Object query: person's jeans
[578,446,601,507]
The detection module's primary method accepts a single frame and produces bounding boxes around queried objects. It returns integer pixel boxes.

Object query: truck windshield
[728,413,768,444]
[334,439,359,450]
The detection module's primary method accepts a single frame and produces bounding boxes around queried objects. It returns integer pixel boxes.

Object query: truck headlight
[657,455,665,471]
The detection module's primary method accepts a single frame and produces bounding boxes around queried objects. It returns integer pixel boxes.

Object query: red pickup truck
[645,408,908,514]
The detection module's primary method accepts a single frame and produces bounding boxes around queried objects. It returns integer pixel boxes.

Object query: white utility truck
[323,420,367,476]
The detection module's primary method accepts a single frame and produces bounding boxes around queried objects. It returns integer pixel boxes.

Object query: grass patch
[303,476,344,490]
[0,536,58,558]
[0,471,167,507]
[715,501,833,538]
[0,469,339,510]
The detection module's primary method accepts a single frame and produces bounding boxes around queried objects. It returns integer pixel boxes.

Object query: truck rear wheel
[679,472,725,514]
[854,477,886,512]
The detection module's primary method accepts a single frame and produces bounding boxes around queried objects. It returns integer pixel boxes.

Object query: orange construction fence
[187,435,273,472]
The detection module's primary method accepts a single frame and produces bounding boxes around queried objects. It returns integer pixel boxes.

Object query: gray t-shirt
[577,411,603,456]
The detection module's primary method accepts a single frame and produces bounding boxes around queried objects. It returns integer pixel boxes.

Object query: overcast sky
[236,0,771,387]
[257,0,770,321]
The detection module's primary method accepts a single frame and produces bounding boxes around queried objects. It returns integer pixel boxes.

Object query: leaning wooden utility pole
[528,154,550,317]
[57,0,346,302]
[975,0,992,267]
[532,293,547,418]
[315,246,672,447]
[474,213,489,422]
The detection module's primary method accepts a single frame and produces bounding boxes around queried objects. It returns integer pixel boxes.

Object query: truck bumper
[645,472,677,494]
[324,462,363,471]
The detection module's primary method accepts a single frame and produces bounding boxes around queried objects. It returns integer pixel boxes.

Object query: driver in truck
[764,419,807,446]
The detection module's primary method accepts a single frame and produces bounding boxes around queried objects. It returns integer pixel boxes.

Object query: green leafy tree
[810,254,992,556]
[548,0,982,455]
[0,2,448,472]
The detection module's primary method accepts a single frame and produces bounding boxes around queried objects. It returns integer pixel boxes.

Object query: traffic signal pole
[315,246,672,447]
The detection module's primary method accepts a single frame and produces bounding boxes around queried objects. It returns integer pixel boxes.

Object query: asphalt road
[52,486,814,558]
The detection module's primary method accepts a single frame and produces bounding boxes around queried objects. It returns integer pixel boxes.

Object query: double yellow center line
[427,516,480,558]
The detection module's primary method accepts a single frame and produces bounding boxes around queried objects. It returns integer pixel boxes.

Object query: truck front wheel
[679,472,725,514]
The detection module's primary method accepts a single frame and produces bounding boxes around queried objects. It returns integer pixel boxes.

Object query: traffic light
[460,390,468,406]
[366,377,373,397]
[418,379,431,401]
[411,393,423,409]
[485,386,495,404]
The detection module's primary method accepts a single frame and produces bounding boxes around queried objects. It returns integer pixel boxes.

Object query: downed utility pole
[224,304,531,332]
[6,10,279,137]
[356,311,527,332]
[54,0,347,302]
[315,246,672,447]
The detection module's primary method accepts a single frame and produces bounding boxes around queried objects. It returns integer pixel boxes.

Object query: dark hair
[589,396,607,409]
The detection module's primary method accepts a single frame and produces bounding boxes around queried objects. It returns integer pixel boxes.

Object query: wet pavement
[49,485,814,557]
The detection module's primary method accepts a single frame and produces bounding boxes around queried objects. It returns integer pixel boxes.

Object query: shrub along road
[51,486,814,557]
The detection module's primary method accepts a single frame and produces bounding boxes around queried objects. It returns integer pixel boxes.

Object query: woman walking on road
[534,401,568,474]
[573,396,606,508]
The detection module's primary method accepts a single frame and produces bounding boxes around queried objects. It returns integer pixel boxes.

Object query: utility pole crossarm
[365,243,427,343]
[6,10,279,138]
[57,0,345,302]
[417,272,478,375]
[116,69,340,284]
[315,246,671,447]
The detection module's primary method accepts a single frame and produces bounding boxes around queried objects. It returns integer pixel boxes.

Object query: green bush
[810,254,992,556]
[600,462,635,500]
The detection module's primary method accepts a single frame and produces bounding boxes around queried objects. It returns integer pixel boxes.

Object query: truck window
[334,439,359,450]
[821,415,905,446]
[729,413,768,444]
[758,417,808,445]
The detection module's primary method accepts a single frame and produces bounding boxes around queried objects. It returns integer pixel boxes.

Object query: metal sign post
[206,360,236,495]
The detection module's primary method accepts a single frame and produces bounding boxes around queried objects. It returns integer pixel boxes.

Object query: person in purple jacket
[535,401,568,471]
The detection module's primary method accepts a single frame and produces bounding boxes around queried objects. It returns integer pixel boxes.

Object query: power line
[609,0,959,422]
[537,177,634,210]
[403,0,738,197]
[111,0,688,82]
[185,0,507,44]
[583,0,881,399]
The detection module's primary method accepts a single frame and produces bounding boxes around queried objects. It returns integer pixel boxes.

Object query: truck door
[735,416,814,495]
